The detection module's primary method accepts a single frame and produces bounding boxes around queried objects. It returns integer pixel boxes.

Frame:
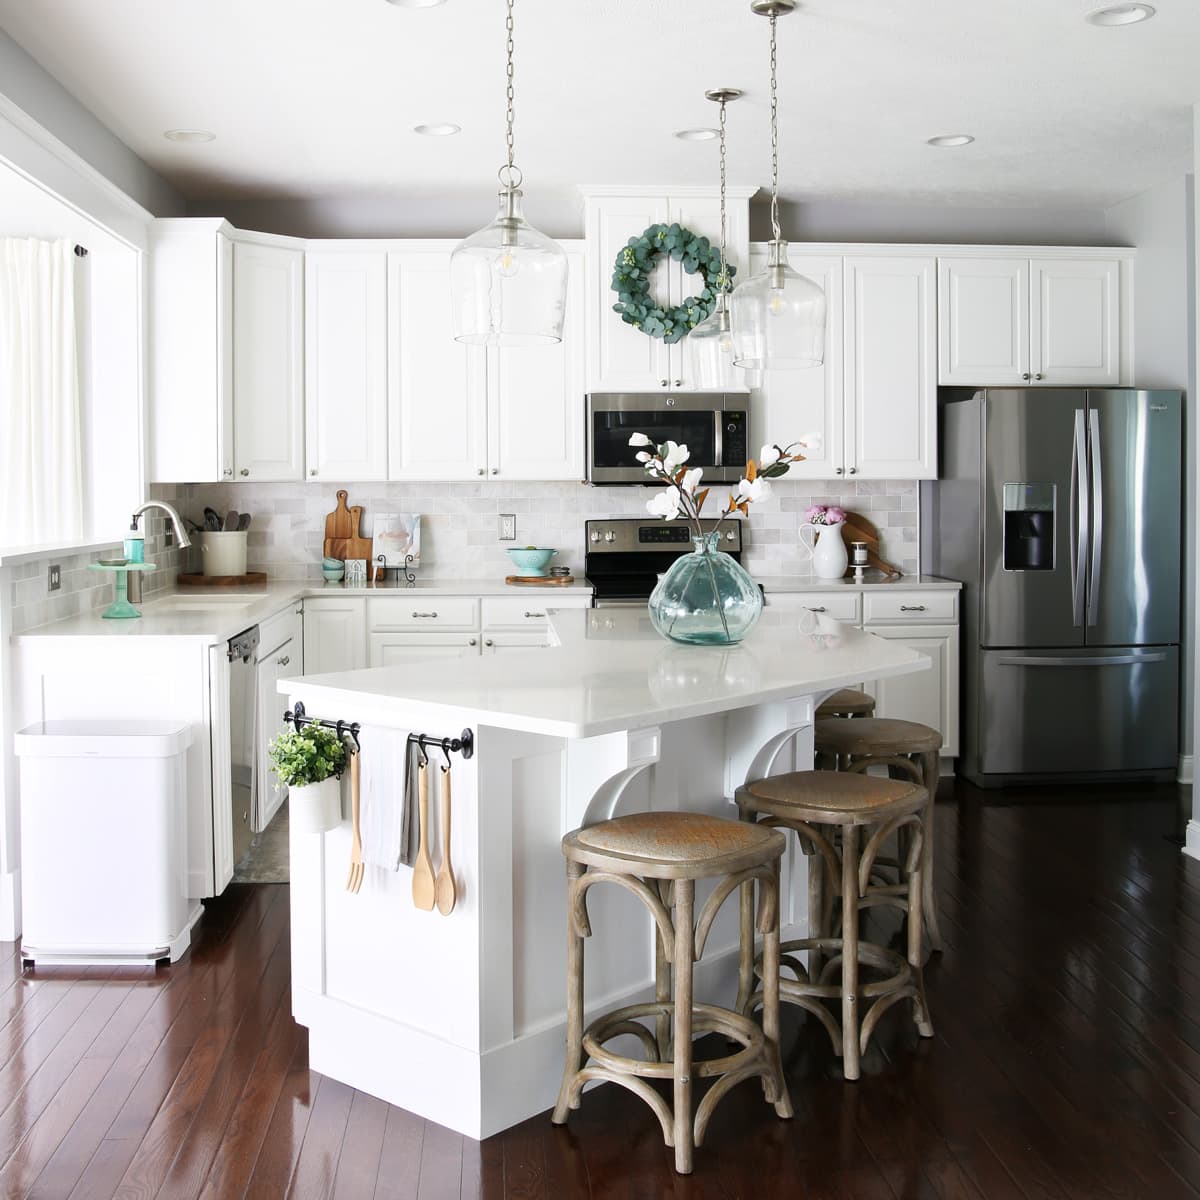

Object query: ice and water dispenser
[1002,483,1055,571]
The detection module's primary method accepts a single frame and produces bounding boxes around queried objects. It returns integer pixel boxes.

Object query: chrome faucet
[127,500,192,603]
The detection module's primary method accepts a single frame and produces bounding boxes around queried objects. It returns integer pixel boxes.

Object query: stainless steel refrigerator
[926,388,1181,787]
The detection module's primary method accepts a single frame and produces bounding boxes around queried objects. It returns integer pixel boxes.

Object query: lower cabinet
[369,632,481,665]
[303,599,367,674]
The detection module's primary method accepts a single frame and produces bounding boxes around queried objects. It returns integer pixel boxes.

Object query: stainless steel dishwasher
[227,626,260,868]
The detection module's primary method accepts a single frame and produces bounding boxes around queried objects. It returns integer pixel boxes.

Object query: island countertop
[282,605,926,740]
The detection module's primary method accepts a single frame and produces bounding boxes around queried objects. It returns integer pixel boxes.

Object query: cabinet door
[585,195,671,391]
[489,244,586,481]
[750,248,844,478]
[233,241,305,481]
[369,632,480,665]
[481,632,551,653]
[305,252,388,481]
[861,624,959,756]
[387,249,488,480]
[844,256,937,480]
[1030,258,1120,385]
[938,257,1030,385]
[303,600,366,674]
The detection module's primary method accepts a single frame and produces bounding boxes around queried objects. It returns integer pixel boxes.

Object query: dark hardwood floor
[0,780,1196,1198]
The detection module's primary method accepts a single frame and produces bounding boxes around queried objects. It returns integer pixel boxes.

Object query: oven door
[587,393,733,483]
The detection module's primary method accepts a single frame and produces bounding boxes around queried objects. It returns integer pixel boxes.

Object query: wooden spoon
[411,761,436,911]
[434,766,456,916]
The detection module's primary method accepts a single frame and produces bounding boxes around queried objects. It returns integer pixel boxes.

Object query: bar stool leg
[908,846,935,1039]
[840,824,861,1081]
[553,861,586,1125]
[656,878,672,1060]
[672,879,695,1175]
[917,750,944,953]
[736,878,755,1016]
[807,840,825,984]
[761,859,794,1119]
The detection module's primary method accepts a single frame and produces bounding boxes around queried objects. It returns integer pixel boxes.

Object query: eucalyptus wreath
[611,223,734,343]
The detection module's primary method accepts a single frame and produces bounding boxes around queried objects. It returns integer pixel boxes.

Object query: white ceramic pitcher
[799,522,849,580]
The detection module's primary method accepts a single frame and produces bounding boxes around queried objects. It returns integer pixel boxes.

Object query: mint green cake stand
[87,562,157,619]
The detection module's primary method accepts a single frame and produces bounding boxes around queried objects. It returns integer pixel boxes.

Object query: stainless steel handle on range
[1087,408,1103,627]
[412,611,438,618]
[996,652,1167,668]
[900,604,926,612]
[1070,409,1088,627]
[276,655,290,666]
[524,611,546,618]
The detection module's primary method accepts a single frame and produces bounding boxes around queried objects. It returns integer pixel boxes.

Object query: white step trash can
[15,719,202,966]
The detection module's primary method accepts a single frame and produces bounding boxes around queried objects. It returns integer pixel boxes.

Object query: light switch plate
[47,564,61,592]
[498,514,517,541]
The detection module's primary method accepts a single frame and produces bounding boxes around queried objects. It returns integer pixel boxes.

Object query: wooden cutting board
[322,491,381,580]
[177,572,268,587]
[839,512,902,578]
[505,575,577,586]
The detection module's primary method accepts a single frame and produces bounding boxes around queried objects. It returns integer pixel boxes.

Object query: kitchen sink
[150,593,270,613]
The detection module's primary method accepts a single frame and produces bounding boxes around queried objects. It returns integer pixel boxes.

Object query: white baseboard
[0,869,19,943]
[1178,755,1194,785]
[1185,821,1200,863]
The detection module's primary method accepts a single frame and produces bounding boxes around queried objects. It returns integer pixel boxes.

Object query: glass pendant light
[689,88,744,390]
[450,0,566,346]
[730,0,826,371]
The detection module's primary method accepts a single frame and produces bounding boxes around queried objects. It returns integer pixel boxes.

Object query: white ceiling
[0,0,1196,236]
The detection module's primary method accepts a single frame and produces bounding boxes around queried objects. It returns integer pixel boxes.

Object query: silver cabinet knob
[276,655,290,666]
[223,467,233,478]
[835,467,845,475]
[485,638,494,647]
[1034,373,1044,381]
[1021,372,1032,381]
[524,611,546,619]
[660,379,669,387]
[469,638,477,646]
[673,379,683,387]
[477,468,485,476]
[848,467,857,475]
[491,467,499,475]
[240,468,250,476]
[309,468,317,476]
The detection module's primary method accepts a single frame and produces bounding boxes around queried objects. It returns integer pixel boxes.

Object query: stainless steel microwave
[586,393,748,484]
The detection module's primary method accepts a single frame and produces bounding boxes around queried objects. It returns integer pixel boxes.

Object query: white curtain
[0,238,84,544]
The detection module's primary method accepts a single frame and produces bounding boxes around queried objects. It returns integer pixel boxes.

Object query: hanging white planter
[290,775,342,835]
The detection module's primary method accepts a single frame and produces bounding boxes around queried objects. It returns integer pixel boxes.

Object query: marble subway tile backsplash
[172,479,920,583]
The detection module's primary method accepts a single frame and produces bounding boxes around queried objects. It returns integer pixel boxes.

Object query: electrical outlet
[47,564,61,592]
[164,523,175,547]
[498,514,517,541]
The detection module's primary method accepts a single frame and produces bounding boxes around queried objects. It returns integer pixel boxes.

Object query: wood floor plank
[242,1033,320,1198]
[331,1090,389,1200]
[285,1074,354,1199]
[372,1101,424,1200]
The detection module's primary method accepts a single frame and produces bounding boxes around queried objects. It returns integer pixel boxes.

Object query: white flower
[661,441,690,473]
[736,477,773,504]
[628,432,652,447]
[798,431,823,451]
[680,467,703,495]
[635,451,652,463]
[646,489,682,520]
[759,444,781,468]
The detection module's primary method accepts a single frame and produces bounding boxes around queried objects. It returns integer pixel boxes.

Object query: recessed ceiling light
[413,123,461,136]
[1086,3,1155,24]
[926,134,975,148]
[674,128,719,141]
[163,129,215,143]
[386,0,447,7]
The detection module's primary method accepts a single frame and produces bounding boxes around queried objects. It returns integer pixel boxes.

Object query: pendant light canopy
[450,0,567,346]
[730,0,827,371]
[689,88,745,391]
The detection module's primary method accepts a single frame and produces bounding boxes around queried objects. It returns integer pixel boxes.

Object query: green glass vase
[647,532,763,645]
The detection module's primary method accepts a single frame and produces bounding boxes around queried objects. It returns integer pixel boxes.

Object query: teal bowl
[507,547,557,576]
[322,565,345,582]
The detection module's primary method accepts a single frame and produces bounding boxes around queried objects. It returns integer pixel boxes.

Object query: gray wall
[0,29,183,217]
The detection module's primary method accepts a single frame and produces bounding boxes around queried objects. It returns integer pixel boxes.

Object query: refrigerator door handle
[995,652,1167,667]
[1086,408,1103,627]
[1070,408,1088,627]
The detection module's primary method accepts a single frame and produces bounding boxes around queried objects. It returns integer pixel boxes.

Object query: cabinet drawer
[257,605,303,660]
[368,632,480,666]
[367,597,480,631]
[863,592,958,624]
[765,591,861,623]
[481,597,555,629]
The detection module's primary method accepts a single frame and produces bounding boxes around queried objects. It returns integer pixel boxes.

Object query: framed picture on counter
[373,513,421,568]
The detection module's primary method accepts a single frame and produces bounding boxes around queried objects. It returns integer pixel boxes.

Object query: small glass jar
[850,541,869,567]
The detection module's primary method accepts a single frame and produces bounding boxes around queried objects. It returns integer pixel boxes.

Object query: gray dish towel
[359,728,421,870]
[398,736,421,868]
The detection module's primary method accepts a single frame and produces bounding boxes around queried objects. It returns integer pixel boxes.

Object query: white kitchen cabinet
[938,255,1122,386]
[303,598,366,674]
[388,242,586,482]
[583,188,752,393]
[233,240,305,481]
[750,250,844,478]
[255,606,303,836]
[860,624,959,757]
[762,591,861,624]
[305,251,388,481]
[368,632,481,665]
[844,256,937,480]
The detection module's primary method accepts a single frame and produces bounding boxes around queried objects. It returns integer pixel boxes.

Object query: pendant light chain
[768,11,781,242]
[501,0,520,187]
[718,95,729,290]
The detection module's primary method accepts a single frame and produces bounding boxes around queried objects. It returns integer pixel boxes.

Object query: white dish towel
[359,728,419,870]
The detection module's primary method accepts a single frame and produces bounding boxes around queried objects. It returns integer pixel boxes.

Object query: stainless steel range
[585,518,744,606]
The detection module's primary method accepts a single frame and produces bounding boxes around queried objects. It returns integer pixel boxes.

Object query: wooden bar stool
[735,772,934,1080]
[552,810,793,1175]
[815,688,876,720]
[814,717,944,952]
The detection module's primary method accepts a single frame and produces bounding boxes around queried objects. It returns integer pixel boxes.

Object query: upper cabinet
[938,254,1125,387]
[582,188,752,393]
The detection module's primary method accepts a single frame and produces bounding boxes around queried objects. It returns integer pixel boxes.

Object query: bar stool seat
[736,771,934,1081]
[815,688,877,720]
[553,810,793,1174]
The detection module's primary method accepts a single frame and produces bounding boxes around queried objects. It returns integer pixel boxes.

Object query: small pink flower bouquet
[804,504,847,526]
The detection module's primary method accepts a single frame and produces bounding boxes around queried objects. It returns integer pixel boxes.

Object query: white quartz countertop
[280,606,927,740]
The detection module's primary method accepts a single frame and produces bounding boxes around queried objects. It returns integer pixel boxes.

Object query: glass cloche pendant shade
[688,292,742,389]
[450,186,568,346]
[730,240,826,370]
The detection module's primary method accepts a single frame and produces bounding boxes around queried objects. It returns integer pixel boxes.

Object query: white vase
[289,775,342,835]
[800,522,849,580]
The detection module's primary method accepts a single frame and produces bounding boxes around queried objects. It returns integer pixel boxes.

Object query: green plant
[268,726,346,787]
[611,223,733,343]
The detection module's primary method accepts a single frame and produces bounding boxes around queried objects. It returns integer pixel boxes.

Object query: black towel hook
[440,737,453,770]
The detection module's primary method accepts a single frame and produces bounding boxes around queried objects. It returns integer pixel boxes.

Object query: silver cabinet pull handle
[412,611,438,618]
[240,468,250,476]
[1035,372,1044,381]
[276,655,290,666]
[899,604,926,612]
[524,611,546,619]
[806,606,827,613]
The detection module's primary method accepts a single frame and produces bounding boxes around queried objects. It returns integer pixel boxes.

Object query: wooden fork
[346,749,364,893]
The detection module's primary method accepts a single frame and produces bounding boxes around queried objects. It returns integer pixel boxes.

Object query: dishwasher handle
[227,626,260,663]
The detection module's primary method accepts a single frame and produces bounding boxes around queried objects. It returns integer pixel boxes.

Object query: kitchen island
[280,606,926,1139]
